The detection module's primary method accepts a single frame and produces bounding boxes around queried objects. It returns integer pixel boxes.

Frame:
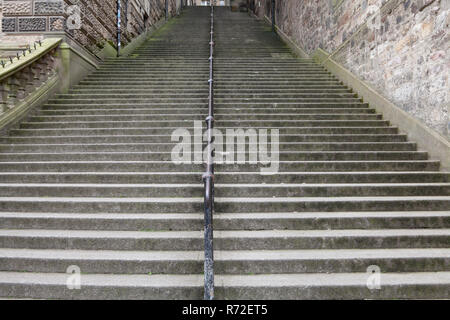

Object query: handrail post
[271,0,276,32]
[203,3,215,301]
[166,0,169,21]
[117,0,121,57]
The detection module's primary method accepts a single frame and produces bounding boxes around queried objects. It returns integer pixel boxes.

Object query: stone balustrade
[0,39,61,116]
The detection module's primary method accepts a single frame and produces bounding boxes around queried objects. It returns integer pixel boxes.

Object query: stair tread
[1,228,448,238]
[0,271,449,287]
[1,248,449,260]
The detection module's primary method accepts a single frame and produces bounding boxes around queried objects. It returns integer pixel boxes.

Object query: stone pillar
[0,81,9,113]
[7,76,20,109]
[59,43,71,93]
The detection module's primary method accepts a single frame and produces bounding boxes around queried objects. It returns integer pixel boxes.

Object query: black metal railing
[203,4,215,301]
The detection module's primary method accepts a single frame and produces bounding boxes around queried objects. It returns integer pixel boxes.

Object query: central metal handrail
[203,4,215,301]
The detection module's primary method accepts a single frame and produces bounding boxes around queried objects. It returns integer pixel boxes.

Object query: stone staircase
[0,6,449,299]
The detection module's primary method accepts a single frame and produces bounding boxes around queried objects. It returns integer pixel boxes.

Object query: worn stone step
[78,80,208,85]
[0,151,428,162]
[39,108,375,116]
[48,98,209,105]
[0,161,439,172]
[0,228,448,250]
[9,127,401,136]
[0,272,204,299]
[0,197,203,213]
[1,211,449,231]
[0,167,445,181]
[0,134,407,144]
[0,196,448,213]
[0,142,418,153]
[69,89,210,94]
[69,88,351,95]
[214,98,363,104]
[1,271,448,299]
[0,248,448,275]
[28,114,382,122]
[0,172,446,184]
[212,272,450,299]
[20,120,390,129]
[42,102,369,110]
[214,196,450,213]
[53,93,356,100]
[0,183,446,198]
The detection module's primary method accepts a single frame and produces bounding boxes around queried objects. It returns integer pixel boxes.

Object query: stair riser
[28,115,382,122]
[72,86,346,90]
[0,185,446,198]
[0,162,439,172]
[39,109,375,116]
[47,98,208,104]
[1,257,448,274]
[11,127,399,136]
[51,94,357,100]
[0,134,408,144]
[0,284,203,300]
[213,285,450,300]
[0,173,446,184]
[0,144,418,153]
[42,103,369,109]
[1,216,448,231]
[0,235,447,250]
[0,201,203,214]
[215,199,450,213]
[20,120,390,129]
[68,89,352,95]
[0,152,428,161]
[0,199,447,214]
[1,282,448,300]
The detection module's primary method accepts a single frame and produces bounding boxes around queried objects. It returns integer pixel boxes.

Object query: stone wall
[0,0,180,55]
[257,0,449,140]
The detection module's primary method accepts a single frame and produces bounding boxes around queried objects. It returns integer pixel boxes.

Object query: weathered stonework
[2,17,16,32]
[0,0,181,56]
[18,16,46,31]
[2,0,32,16]
[34,0,65,15]
[49,16,64,31]
[258,0,449,139]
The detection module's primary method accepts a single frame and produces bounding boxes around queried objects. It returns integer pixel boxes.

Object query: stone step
[0,151,428,162]
[42,102,369,109]
[69,88,350,94]
[28,114,382,122]
[214,197,450,213]
[0,272,204,299]
[9,127,401,136]
[20,120,390,129]
[78,80,342,86]
[0,228,448,250]
[53,93,356,99]
[2,271,447,299]
[0,248,448,274]
[0,142,418,152]
[74,84,345,90]
[38,108,375,116]
[0,160,439,172]
[0,134,408,144]
[0,172,446,184]
[0,183,446,198]
[0,196,448,213]
[1,211,449,231]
